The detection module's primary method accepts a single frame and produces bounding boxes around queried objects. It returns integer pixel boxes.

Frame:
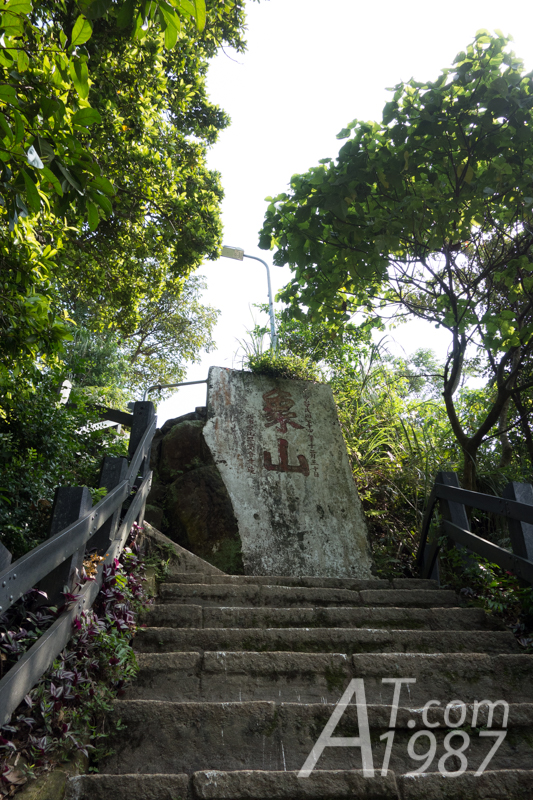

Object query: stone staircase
[67,533,533,800]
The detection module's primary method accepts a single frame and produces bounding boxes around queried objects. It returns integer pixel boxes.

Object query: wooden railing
[417,471,533,585]
[0,401,156,726]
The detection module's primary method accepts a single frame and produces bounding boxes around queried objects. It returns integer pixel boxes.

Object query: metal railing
[417,471,533,585]
[0,401,156,726]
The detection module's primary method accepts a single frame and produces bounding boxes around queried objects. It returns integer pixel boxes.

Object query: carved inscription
[262,388,304,433]
[262,388,311,477]
[263,438,310,477]
[303,390,319,478]
[246,413,256,474]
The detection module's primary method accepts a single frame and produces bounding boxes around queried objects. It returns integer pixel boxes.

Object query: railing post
[38,487,93,606]
[128,401,155,527]
[0,542,12,573]
[436,471,473,570]
[503,481,533,561]
[86,456,129,556]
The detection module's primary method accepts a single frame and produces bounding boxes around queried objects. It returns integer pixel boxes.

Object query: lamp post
[221,245,278,351]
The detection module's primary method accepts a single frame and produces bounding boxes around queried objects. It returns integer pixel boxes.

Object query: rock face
[145,409,244,574]
[203,367,373,578]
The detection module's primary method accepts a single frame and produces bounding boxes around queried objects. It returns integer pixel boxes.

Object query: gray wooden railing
[0,401,156,726]
[417,471,533,585]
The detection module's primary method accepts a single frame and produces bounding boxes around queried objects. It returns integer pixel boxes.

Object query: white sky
[157,0,533,423]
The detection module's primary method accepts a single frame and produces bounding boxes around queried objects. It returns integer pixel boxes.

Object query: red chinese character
[264,439,310,477]
[262,388,304,433]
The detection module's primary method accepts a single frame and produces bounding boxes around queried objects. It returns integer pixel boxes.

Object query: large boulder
[145,408,244,574]
[166,466,242,574]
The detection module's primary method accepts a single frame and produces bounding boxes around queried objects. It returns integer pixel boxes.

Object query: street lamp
[221,245,278,351]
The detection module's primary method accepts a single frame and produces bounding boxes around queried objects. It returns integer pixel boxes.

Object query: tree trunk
[513,392,533,478]
[462,445,478,492]
[498,396,513,468]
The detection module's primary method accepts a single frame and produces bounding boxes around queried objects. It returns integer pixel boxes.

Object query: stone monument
[203,367,373,578]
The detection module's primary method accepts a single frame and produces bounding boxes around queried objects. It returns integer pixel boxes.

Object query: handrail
[0,401,157,726]
[0,416,156,614]
[417,472,533,585]
[431,483,533,524]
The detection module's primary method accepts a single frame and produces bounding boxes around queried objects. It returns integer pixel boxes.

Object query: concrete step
[66,774,190,800]
[165,571,438,591]
[66,769,533,800]
[190,769,533,799]
[159,583,459,608]
[66,770,399,799]
[134,626,518,655]
[101,700,533,775]
[129,651,533,704]
[140,603,496,631]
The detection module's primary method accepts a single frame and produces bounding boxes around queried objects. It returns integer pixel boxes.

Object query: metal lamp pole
[221,246,278,351]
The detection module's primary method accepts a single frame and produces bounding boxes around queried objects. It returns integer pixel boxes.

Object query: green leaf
[20,168,40,212]
[159,3,181,48]
[71,107,102,127]
[336,128,351,140]
[0,85,18,106]
[27,145,44,169]
[90,174,115,196]
[17,49,29,72]
[42,166,63,196]
[69,59,90,99]
[89,189,113,214]
[179,0,194,17]
[0,113,13,143]
[164,21,179,49]
[36,137,56,164]
[77,0,113,20]
[57,162,84,194]
[13,109,24,143]
[87,199,99,230]
[4,0,32,12]
[70,16,93,49]
[117,0,135,28]
[193,0,206,32]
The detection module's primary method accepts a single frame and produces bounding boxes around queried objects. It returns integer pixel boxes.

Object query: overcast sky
[157,0,533,423]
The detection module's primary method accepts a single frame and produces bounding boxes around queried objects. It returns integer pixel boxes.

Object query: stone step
[397,769,533,799]
[101,700,533,775]
[134,626,518,655]
[66,774,190,800]
[129,651,533,704]
[66,769,533,800]
[140,603,496,631]
[165,570,438,591]
[159,583,458,608]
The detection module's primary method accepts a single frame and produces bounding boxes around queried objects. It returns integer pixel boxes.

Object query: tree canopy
[260,31,533,488]
[0,0,246,380]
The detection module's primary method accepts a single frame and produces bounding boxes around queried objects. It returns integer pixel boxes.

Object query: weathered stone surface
[102,699,533,774]
[143,523,225,575]
[166,466,243,573]
[158,583,457,608]
[130,649,533,706]
[78,566,533,792]
[350,653,533,704]
[166,571,389,589]
[397,770,533,799]
[146,412,244,573]
[203,367,373,578]
[143,503,164,530]
[159,420,213,482]
[191,770,400,799]
[66,774,190,800]
[134,626,518,655]
[140,603,493,632]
